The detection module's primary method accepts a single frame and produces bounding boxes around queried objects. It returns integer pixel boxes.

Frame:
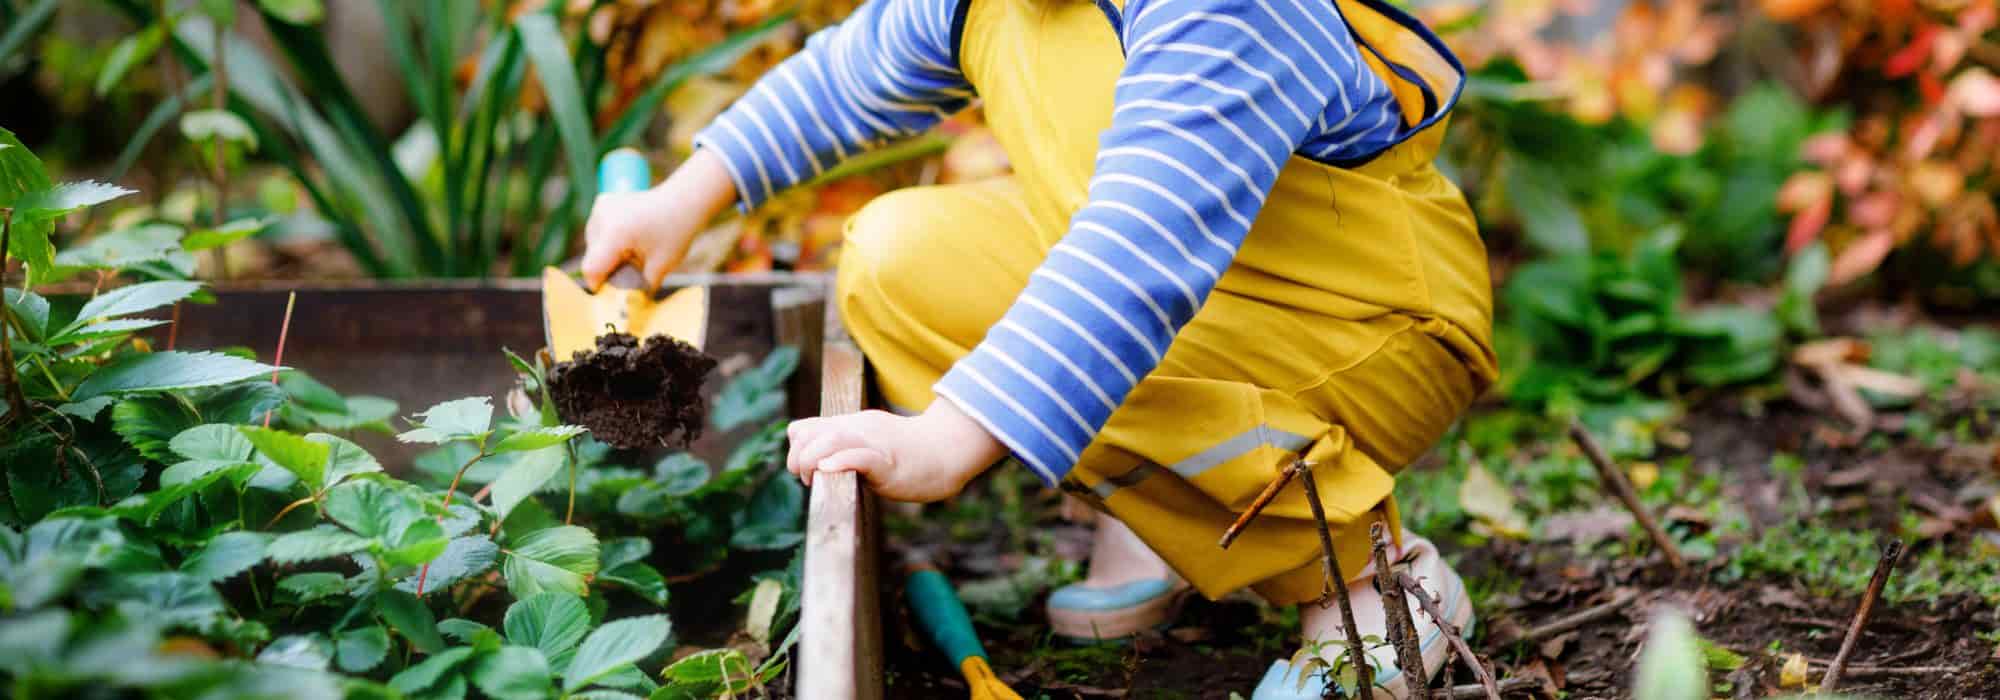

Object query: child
[581,0,1495,694]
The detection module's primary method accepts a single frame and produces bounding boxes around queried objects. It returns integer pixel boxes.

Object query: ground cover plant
[2,134,808,698]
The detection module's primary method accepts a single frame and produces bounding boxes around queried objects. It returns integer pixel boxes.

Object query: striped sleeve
[692,0,973,210]
[934,0,1391,486]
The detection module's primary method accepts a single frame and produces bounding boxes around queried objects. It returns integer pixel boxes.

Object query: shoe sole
[1048,586,1193,642]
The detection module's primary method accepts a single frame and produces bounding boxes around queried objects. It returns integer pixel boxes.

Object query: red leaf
[1787,197,1833,253]
[1921,70,1948,105]
[1885,24,1939,78]
[1828,229,1896,286]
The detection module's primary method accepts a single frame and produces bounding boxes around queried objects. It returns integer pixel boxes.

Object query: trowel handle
[599,148,653,194]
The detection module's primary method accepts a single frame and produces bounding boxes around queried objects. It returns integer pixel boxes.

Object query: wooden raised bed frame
[137,273,883,697]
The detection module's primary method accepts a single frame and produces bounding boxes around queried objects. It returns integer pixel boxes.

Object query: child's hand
[785,399,1007,502]
[579,149,738,291]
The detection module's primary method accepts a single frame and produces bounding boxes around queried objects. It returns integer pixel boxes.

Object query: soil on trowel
[547,332,716,449]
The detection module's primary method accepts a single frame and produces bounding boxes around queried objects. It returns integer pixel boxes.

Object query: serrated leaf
[181,531,269,582]
[180,109,258,149]
[112,383,281,461]
[258,634,332,671]
[503,526,599,599]
[322,481,410,538]
[601,562,670,608]
[70,281,202,329]
[381,518,448,568]
[652,454,709,496]
[492,425,586,453]
[97,26,165,97]
[335,625,390,673]
[504,592,591,662]
[4,289,50,340]
[400,397,494,444]
[55,396,115,420]
[438,619,492,644]
[46,318,167,346]
[279,371,346,412]
[171,423,256,462]
[489,447,566,523]
[240,427,330,492]
[388,646,473,694]
[11,181,137,223]
[184,217,271,251]
[73,351,277,401]
[258,0,324,25]
[375,589,445,654]
[658,648,753,691]
[0,128,56,281]
[711,347,799,431]
[723,422,786,473]
[599,538,651,572]
[309,433,383,485]
[563,615,672,691]
[396,536,498,593]
[267,526,371,564]
[278,572,347,602]
[52,223,191,275]
[473,645,554,700]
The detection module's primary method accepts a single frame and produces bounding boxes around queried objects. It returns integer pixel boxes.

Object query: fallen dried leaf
[1780,652,1812,688]
[1461,461,1531,538]
[1541,506,1635,545]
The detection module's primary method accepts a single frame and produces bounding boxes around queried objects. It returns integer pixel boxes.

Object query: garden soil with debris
[548,332,716,449]
[874,401,2000,699]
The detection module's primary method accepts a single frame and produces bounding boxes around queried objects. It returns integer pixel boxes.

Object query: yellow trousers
[835,0,1497,604]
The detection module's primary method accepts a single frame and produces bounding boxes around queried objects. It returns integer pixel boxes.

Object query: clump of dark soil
[547,332,716,449]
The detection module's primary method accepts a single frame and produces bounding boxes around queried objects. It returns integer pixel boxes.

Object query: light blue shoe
[1046,577,1191,641]
[1251,537,1474,700]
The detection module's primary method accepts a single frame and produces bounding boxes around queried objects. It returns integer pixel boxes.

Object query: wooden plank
[799,289,883,700]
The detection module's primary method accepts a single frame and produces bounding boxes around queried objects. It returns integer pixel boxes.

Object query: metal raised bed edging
[797,282,884,700]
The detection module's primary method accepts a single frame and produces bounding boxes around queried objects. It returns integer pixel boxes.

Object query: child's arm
[794,0,1394,497]
[582,0,972,289]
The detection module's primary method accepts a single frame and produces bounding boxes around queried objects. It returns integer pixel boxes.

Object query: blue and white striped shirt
[696,0,1419,485]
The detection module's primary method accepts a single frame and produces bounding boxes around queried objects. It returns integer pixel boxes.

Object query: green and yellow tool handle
[907,565,1023,700]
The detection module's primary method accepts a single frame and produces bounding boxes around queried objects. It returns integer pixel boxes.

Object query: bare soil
[548,332,715,449]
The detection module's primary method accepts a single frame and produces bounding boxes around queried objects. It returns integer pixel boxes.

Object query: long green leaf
[110,73,214,182]
[0,0,58,70]
[515,12,597,264]
[72,351,279,401]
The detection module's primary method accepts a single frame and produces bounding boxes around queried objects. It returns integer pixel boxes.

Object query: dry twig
[1440,677,1540,698]
[1822,539,1905,692]
[1567,420,1687,571]
[1369,521,1429,699]
[1520,589,1639,642]
[1217,461,1301,549]
[1294,462,1374,700]
[1397,571,1501,700]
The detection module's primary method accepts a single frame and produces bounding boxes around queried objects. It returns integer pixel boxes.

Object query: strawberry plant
[3,134,807,699]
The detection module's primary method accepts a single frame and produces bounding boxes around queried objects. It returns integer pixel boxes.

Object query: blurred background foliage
[3,0,1999,412]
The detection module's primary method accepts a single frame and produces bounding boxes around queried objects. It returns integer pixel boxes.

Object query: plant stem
[1368,521,1428,699]
[1397,572,1502,700]
[262,292,296,427]
[564,440,580,524]
[416,449,488,595]
[0,208,27,423]
[1822,539,1905,692]
[265,495,318,529]
[1295,462,1374,700]
[1567,419,1687,572]
[207,20,230,280]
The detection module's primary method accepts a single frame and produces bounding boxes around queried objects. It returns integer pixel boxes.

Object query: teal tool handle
[599,148,652,194]
[907,568,987,665]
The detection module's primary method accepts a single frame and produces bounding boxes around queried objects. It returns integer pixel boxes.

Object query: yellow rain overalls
[835,0,1497,604]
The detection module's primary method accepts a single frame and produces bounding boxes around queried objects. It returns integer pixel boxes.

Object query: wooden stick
[1369,521,1429,699]
[1441,677,1540,698]
[1822,539,1905,692]
[1567,420,1687,572]
[1295,463,1373,700]
[1521,589,1638,642]
[1398,572,1501,700]
[1217,461,1301,549]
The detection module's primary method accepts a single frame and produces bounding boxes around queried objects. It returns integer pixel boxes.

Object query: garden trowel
[542,148,708,360]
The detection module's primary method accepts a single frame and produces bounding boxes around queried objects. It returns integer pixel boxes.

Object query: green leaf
[388,646,474,694]
[267,526,371,564]
[1633,610,1706,700]
[181,531,270,582]
[375,589,446,654]
[564,615,672,691]
[258,634,333,671]
[515,12,597,233]
[172,424,257,462]
[52,223,192,276]
[180,109,259,150]
[711,347,799,431]
[277,572,348,602]
[657,649,754,695]
[11,181,138,223]
[723,422,787,473]
[71,281,203,328]
[96,26,166,97]
[240,427,331,492]
[381,518,448,568]
[335,625,391,673]
[112,383,282,461]
[1504,159,1590,257]
[504,592,591,662]
[322,480,410,538]
[396,536,498,593]
[399,397,494,444]
[0,128,56,280]
[4,289,50,340]
[1779,241,1830,336]
[310,433,384,485]
[55,396,116,420]
[489,447,566,523]
[46,318,168,346]
[72,351,275,402]
[601,562,670,608]
[185,217,271,251]
[438,619,493,645]
[257,0,325,25]
[473,646,555,700]
[491,425,586,453]
[503,526,599,598]
[652,454,709,496]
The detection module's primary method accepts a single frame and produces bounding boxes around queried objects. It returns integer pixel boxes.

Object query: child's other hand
[579,148,738,291]
[785,400,1007,502]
